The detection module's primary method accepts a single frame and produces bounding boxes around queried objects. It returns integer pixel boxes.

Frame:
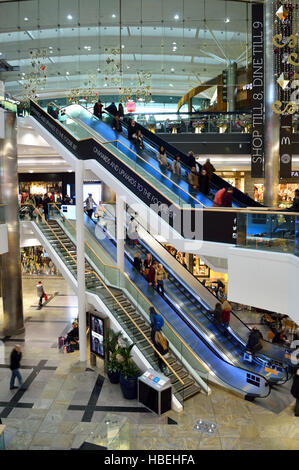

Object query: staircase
[36,219,202,403]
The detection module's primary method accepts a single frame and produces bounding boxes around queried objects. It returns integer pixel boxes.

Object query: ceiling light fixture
[67,14,73,20]
[112,13,116,18]
[169,83,173,87]
[174,14,179,20]
[171,68,175,72]
[121,44,125,49]
[24,17,28,21]
[66,71,69,75]
[225,18,230,23]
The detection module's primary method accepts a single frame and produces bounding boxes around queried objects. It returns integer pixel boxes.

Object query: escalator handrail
[30,204,185,384]
[100,203,291,373]
[42,100,208,209]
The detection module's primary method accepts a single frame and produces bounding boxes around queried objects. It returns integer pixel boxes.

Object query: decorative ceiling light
[225,18,230,23]
[24,17,28,21]
[121,44,125,49]
[169,83,174,87]
[174,14,179,20]
[66,71,70,75]
[22,48,48,98]
[67,14,73,20]
[171,68,175,72]
[277,72,289,89]
[112,13,116,18]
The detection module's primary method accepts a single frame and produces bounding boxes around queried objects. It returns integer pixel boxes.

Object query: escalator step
[180,384,201,401]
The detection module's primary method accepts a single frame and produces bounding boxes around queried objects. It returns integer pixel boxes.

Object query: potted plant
[118,342,140,400]
[104,329,123,384]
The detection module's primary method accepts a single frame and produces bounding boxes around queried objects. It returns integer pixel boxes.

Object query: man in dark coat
[291,369,299,416]
[246,327,263,352]
[10,345,26,391]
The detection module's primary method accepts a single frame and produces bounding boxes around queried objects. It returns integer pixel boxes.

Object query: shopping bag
[44,293,48,301]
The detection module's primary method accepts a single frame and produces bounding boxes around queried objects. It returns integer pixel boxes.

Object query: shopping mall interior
[0,0,299,455]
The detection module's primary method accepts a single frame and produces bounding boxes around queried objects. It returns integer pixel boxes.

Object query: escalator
[41,204,291,400]
[54,101,260,208]
[31,215,204,405]
[74,203,291,388]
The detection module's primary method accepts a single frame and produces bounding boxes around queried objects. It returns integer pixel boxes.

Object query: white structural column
[116,194,125,272]
[75,159,87,362]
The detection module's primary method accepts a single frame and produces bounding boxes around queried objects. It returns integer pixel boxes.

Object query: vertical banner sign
[277,3,293,178]
[251,3,264,178]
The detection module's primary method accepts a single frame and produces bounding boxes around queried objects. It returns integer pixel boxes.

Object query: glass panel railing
[237,211,299,257]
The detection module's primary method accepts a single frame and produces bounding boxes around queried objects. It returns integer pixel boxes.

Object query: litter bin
[138,369,172,415]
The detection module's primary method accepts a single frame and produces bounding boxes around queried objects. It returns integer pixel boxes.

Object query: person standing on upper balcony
[93,98,103,119]
[202,158,215,181]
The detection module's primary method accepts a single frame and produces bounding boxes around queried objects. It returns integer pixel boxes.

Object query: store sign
[30,100,237,245]
[251,3,264,178]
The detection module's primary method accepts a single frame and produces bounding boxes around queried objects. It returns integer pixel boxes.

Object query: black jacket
[291,374,299,399]
[10,349,22,371]
[198,173,210,195]
[105,103,117,116]
[247,330,263,350]
[133,256,142,272]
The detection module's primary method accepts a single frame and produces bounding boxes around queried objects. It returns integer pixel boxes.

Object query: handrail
[30,203,185,384]
[43,101,207,209]
[50,202,210,373]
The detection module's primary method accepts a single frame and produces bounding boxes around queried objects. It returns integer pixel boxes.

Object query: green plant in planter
[107,350,122,373]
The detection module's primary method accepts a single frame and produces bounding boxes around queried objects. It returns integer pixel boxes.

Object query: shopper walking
[128,119,138,140]
[157,146,170,170]
[93,98,103,119]
[149,306,164,341]
[118,103,124,119]
[202,158,215,180]
[246,327,263,353]
[213,302,223,325]
[188,167,199,189]
[147,261,157,287]
[222,187,234,207]
[188,151,197,169]
[134,129,144,151]
[155,263,168,296]
[105,102,117,116]
[95,201,104,219]
[42,193,50,221]
[85,193,96,219]
[153,330,169,373]
[291,369,299,416]
[127,217,139,245]
[222,300,232,327]
[213,187,226,207]
[9,345,26,391]
[133,251,142,272]
[112,113,123,132]
[36,280,45,308]
[143,253,152,277]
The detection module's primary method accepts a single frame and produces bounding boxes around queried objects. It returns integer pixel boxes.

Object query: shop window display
[21,246,61,277]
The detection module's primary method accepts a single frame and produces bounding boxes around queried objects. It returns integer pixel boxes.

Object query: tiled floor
[0,277,298,450]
